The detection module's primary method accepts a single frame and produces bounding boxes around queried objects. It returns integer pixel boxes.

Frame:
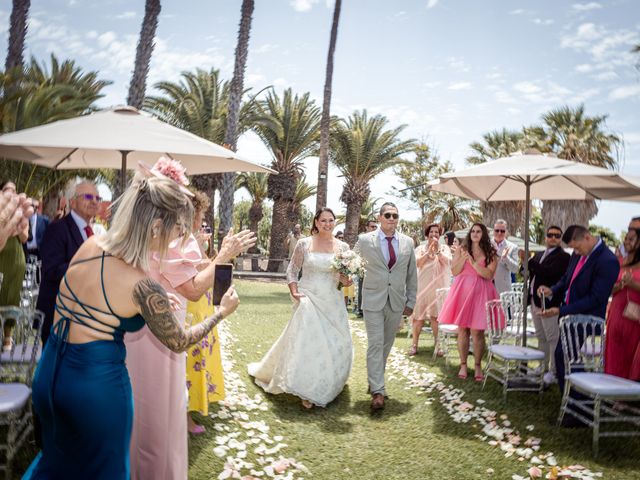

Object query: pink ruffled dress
[438,259,500,330]
[125,235,202,480]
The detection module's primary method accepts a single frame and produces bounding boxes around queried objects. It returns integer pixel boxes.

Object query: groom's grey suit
[355,230,417,396]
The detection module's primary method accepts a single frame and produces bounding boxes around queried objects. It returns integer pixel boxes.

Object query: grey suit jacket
[493,239,520,294]
[355,231,417,312]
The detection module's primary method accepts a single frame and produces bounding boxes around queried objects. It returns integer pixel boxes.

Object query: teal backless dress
[24,253,145,479]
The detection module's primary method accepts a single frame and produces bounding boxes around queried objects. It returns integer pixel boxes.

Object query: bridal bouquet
[331,249,366,290]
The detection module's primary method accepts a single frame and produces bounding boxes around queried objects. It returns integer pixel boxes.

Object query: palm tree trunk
[481,200,525,236]
[315,0,342,211]
[344,198,363,247]
[541,199,598,232]
[5,0,31,72]
[219,0,255,248]
[127,0,161,109]
[248,202,262,254]
[267,198,292,272]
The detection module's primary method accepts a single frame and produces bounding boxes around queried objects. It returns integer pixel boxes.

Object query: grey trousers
[364,300,404,396]
[531,306,559,373]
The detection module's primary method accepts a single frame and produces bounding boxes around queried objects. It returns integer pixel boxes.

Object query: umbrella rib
[452,178,482,200]
[562,175,600,201]
[53,148,78,169]
[485,176,510,201]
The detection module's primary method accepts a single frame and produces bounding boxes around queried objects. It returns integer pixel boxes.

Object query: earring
[152,230,158,239]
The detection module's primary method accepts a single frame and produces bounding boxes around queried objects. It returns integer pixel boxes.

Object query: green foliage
[589,223,620,247]
[466,129,525,165]
[391,142,452,217]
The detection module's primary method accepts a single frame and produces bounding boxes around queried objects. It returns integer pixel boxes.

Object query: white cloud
[513,81,542,94]
[572,2,602,12]
[609,84,640,100]
[509,9,527,15]
[532,18,554,26]
[272,78,289,89]
[448,82,472,91]
[446,56,471,73]
[575,63,593,73]
[623,132,640,145]
[290,0,319,12]
[254,43,278,54]
[115,11,136,20]
[422,81,441,89]
[592,71,618,81]
[426,0,439,9]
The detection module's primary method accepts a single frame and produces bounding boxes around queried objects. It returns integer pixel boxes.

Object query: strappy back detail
[53,251,145,343]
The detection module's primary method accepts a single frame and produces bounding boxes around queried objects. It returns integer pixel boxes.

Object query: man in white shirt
[491,219,520,295]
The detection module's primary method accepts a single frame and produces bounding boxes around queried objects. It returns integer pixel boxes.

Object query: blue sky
[1,0,639,233]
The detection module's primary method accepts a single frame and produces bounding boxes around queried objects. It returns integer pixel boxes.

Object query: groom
[355,202,417,411]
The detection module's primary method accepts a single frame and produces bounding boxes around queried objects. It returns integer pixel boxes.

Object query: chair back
[485,299,507,344]
[435,287,450,312]
[558,315,605,374]
[499,291,526,345]
[0,306,44,385]
[510,282,524,293]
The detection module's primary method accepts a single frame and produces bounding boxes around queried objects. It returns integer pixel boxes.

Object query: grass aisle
[188,280,640,480]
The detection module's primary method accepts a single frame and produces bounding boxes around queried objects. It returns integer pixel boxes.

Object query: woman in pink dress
[125,160,256,480]
[605,227,640,381]
[409,223,452,356]
[438,223,499,381]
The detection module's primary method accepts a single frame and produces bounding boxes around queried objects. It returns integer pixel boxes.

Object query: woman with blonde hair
[24,173,240,480]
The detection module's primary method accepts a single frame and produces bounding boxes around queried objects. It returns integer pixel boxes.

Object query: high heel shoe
[457,366,468,380]
[474,364,484,382]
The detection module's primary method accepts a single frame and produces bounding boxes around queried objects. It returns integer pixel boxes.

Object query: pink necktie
[566,256,587,304]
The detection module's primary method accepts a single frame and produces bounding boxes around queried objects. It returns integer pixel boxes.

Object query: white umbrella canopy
[0,106,275,178]
[429,153,640,344]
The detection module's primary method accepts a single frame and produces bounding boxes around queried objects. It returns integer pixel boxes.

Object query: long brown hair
[464,223,497,264]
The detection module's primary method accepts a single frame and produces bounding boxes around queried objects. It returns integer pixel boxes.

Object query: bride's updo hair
[310,207,336,234]
[97,173,194,270]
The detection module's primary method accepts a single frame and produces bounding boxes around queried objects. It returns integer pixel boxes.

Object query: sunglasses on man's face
[77,193,102,202]
[546,232,562,239]
[383,212,399,220]
[494,229,506,233]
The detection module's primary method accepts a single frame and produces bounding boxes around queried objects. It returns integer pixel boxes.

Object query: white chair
[433,287,458,365]
[483,299,545,402]
[500,291,537,341]
[0,307,44,479]
[557,315,640,457]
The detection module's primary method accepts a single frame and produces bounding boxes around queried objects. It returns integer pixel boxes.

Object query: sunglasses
[546,233,562,239]
[383,213,399,220]
[76,193,102,202]
[493,229,506,233]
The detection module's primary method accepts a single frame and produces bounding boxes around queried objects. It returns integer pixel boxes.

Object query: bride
[248,208,353,408]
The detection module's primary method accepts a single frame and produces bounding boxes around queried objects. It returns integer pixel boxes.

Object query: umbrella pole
[521,178,531,347]
[120,150,130,193]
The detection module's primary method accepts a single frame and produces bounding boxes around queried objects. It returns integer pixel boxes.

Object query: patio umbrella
[428,153,640,344]
[0,106,275,191]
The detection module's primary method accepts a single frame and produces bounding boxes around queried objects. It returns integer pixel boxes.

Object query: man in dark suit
[538,225,619,424]
[24,199,50,259]
[36,181,100,345]
[528,225,571,385]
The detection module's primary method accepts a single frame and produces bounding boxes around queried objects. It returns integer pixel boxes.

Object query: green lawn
[11,279,640,479]
[187,280,640,480]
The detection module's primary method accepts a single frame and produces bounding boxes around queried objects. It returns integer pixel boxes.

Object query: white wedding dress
[248,237,353,407]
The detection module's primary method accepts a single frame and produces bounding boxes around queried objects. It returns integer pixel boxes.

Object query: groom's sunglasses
[383,213,399,220]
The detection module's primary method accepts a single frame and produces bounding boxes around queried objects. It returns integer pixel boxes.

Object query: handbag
[623,290,640,321]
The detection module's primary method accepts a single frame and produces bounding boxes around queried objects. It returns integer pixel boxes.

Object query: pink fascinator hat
[138,157,194,197]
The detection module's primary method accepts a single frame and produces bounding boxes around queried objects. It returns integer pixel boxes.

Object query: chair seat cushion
[1,343,41,363]
[439,324,458,334]
[489,344,545,361]
[0,383,31,413]
[568,373,640,397]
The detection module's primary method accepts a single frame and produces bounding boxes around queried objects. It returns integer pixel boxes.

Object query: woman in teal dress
[23,174,241,479]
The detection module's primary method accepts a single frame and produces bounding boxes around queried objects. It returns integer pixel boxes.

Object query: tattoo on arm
[132,278,223,353]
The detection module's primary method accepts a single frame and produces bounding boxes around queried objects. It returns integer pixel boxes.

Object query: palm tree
[218,0,256,247]
[143,68,258,228]
[5,0,31,72]
[336,195,381,233]
[466,128,527,233]
[424,194,481,232]
[526,104,622,230]
[252,88,321,271]
[127,0,161,109]
[235,172,268,253]
[330,110,416,246]
[315,0,342,211]
[291,175,316,226]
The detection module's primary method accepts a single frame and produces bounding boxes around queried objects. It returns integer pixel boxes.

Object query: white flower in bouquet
[331,249,366,289]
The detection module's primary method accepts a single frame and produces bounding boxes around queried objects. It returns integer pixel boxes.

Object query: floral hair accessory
[137,158,194,197]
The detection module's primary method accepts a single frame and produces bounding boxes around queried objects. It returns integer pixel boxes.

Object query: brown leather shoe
[371,393,385,411]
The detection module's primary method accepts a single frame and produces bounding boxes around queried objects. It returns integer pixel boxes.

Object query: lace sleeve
[286,238,306,284]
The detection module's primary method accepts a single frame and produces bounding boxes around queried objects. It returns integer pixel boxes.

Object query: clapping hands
[0,191,33,251]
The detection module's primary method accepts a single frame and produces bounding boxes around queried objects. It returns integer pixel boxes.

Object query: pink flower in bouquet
[151,156,189,187]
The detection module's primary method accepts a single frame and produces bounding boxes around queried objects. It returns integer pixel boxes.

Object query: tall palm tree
[235,172,268,253]
[466,128,526,233]
[526,104,622,230]
[291,175,316,226]
[143,68,258,228]
[336,195,381,233]
[252,88,321,271]
[330,110,416,246]
[424,194,481,232]
[127,0,161,109]
[218,0,256,247]
[5,0,31,72]
[315,0,342,211]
